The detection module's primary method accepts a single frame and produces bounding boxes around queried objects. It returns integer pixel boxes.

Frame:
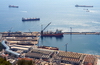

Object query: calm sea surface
[0,0,100,55]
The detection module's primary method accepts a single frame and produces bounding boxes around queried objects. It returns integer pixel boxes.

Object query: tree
[17,59,35,65]
[0,42,5,51]
[0,57,11,65]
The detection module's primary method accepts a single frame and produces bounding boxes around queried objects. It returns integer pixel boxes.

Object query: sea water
[40,35,100,55]
[0,0,100,55]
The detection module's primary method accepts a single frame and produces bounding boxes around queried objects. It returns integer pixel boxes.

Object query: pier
[0,31,100,65]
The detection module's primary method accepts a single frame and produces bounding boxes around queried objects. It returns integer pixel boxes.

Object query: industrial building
[25,48,98,65]
[0,32,100,65]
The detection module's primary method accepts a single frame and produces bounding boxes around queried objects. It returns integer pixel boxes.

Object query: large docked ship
[41,29,63,37]
[41,22,63,37]
[75,5,93,7]
[22,18,40,21]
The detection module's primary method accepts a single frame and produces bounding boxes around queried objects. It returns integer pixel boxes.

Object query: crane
[40,22,51,47]
[41,22,51,35]
[8,27,13,36]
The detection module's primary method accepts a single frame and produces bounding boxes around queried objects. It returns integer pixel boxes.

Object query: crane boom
[42,22,51,31]
[41,22,51,34]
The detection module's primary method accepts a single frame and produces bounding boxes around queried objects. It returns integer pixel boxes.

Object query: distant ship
[75,5,93,7]
[9,5,19,8]
[22,18,40,21]
[86,10,90,12]
[41,29,63,37]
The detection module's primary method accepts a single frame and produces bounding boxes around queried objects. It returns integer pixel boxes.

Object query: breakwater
[64,32,100,35]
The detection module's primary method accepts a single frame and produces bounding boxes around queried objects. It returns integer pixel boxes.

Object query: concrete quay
[0,32,40,37]
[5,37,39,41]
[0,32,40,45]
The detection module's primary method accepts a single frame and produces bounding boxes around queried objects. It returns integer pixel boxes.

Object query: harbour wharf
[0,32,40,37]
[5,37,39,41]
[0,31,100,65]
[0,32,40,45]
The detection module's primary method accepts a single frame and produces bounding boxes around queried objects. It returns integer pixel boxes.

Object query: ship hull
[22,18,40,21]
[9,5,19,8]
[75,5,93,7]
[41,33,63,37]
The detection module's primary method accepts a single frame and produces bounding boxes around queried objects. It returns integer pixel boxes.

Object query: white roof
[9,44,31,48]
[11,47,29,50]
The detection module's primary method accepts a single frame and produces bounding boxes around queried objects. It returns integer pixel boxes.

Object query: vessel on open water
[75,5,93,7]
[9,5,19,8]
[22,18,40,21]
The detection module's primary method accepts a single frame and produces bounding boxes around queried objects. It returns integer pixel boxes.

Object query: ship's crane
[41,22,51,34]
[40,22,51,47]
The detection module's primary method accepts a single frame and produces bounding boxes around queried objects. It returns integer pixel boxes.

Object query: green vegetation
[0,57,11,65]
[0,42,5,51]
[17,60,35,65]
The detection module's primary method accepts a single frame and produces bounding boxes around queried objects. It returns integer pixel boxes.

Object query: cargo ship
[9,5,19,8]
[41,29,63,37]
[22,18,40,21]
[41,22,63,37]
[75,5,93,7]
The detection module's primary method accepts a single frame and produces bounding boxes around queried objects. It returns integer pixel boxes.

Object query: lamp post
[66,43,68,52]
[70,27,72,35]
